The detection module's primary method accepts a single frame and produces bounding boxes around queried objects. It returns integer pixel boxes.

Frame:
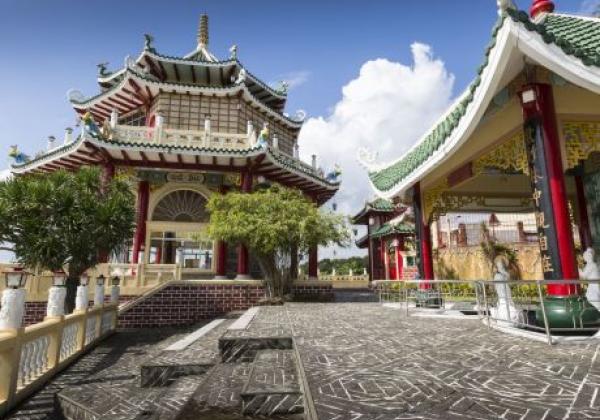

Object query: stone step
[141,319,232,387]
[240,350,304,416]
[57,373,204,420]
[219,306,294,362]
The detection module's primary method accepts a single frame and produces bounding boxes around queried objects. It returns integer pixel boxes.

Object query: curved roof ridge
[366,8,600,196]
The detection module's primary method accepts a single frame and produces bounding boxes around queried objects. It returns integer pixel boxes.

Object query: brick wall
[11,295,137,327]
[117,284,266,328]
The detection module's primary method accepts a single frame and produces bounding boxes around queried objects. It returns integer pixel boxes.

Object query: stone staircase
[56,307,308,420]
[240,350,304,416]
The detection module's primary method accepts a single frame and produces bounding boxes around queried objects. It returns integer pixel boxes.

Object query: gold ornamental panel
[472,131,529,176]
[563,121,600,170]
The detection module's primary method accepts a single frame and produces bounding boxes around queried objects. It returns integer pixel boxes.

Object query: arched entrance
[146,189,213,270]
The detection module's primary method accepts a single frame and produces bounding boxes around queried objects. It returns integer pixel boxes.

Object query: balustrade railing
[110,124,251,150]
[0,304,118,416]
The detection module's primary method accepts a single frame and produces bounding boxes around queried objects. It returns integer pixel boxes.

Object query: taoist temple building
[360,0,600,327]
[10,15,340,280]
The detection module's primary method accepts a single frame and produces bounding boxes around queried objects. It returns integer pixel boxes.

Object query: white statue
[490,258,521,323]
[46,286,66,318]
[234,68,247,85]
[580,247,600,310]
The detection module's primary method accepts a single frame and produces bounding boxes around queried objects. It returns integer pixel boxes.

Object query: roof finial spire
[530,0,555,20]
[198,14,209,48]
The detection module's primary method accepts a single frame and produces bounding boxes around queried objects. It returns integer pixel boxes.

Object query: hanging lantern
[4,268,29,289]
[52,269,67,287]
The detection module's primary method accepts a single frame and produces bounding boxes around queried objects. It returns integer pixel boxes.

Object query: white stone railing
[0,303,118,416]
[110,125,251,150]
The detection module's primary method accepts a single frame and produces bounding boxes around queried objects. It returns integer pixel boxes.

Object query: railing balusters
[0,305,118,417]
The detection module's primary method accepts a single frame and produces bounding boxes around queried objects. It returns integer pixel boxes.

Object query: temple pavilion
[10,15,339,280]
[352,199,416,282]
[360,0,600,327]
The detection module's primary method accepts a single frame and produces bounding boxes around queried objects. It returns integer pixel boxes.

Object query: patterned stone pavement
[283,303,600,420]
[6,326,200,420]
[8,303,600,419]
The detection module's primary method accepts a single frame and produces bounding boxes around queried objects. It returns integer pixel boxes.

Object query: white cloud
[271,71,310,90]
[299,43,455,258]
[579,0,600,15]
[0,169,11,182]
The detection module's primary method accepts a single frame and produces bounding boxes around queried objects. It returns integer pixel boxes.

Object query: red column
[381,238,389,280]
[413,182,434,282]
[132,180,150,264]
[575,174,592,250]
[520,83,577,296]
[215,241,228,278]
[236,173,252,279]
[395,239,402,281]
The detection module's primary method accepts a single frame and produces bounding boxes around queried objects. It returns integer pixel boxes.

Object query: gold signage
[167,172,205,183]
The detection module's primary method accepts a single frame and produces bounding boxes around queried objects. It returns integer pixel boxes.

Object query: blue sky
[0,0,589,165]
[0,0,595,259]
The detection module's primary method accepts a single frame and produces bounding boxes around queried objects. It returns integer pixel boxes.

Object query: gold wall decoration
[563,121,600,170]
[423,179,448,221]
[473,131,529,176]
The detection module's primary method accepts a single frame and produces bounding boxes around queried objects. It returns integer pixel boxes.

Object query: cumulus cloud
[299,43,455,257]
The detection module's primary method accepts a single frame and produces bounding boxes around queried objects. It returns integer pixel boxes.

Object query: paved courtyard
[7,303,600,419]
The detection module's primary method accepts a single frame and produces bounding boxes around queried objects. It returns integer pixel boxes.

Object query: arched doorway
[147,189,213,270]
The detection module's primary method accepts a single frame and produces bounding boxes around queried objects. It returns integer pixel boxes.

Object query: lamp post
[46,269,67,318]
[94,274,105,307]
[110,276,121,304]
[75,273,90,312]
[0,269,30,331]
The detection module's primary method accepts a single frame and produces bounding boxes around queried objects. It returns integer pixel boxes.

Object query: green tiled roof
[371,222,414,239]
[369,198,395,212]
[351,198,395,223]
[368,9,600,192]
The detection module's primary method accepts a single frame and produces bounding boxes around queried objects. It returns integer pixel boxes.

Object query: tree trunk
[65,275,79,314]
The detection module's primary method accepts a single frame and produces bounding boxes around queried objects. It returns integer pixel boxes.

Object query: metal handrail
[373,278,600,346]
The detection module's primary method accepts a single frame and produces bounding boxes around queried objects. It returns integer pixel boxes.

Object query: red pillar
[413,182,434,282]
[236,173,252,279]
[215,240,228,279]
[575,174,593,250]
[132,180,150,264]
[520,83,577,296]
[395,238,402,281]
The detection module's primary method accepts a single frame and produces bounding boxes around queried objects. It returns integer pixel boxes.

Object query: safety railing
[373,279,600,345]
[0,304,118,416]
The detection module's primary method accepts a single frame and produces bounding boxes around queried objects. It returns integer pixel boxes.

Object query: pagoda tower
[11,15,340,280]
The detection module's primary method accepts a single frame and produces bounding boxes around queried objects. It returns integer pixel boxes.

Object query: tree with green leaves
[207,185,349,299]
[0,167,135,311]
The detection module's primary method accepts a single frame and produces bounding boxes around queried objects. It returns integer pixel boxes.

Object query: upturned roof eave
[72,68,303,129]
[366,10,600,200]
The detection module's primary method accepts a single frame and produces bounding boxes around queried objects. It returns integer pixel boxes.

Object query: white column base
[46,286,66,318]
[235,274,252,280]
[0,288,26,330]
[308,276,318,281]
[213,275,228,280]
[75,285,89,312]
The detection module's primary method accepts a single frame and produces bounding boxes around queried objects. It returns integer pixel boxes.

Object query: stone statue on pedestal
[491,258,521,323]
[580,247,600,311]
